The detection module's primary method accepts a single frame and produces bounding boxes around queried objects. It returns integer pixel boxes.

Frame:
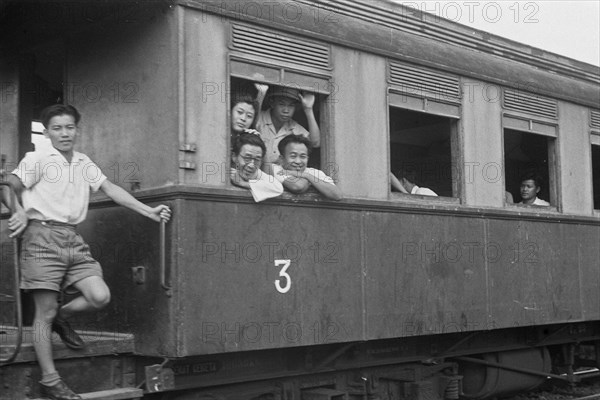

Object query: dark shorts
[20,220,103,293]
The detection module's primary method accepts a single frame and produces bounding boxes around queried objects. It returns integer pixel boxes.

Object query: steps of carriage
[0,325,135,363]
[1,325,139,400]
[31,387,143,400]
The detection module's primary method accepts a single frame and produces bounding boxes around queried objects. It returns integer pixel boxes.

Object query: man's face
[281,142,309,172]
[234,144,263,180]
[270,97,296,123]
[44,114,77,154]
[520,179,540,201]
[231,102,255,132]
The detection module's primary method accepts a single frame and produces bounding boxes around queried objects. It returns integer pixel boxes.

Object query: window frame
[501,115,559,211]
[590,113,600,214]
[387,98,462,203]
[226,26,335,195]
[386,60,462,203]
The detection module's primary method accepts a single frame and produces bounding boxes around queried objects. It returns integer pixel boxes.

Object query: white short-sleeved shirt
[273,165,334,185]
[255,110,309,163]
[519,197,550,206]
[12,148,107,224]
[411,185,438,197]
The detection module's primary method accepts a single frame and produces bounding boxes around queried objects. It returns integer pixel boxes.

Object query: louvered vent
[389,61,460,99]
[503,89,557,119]
[591,109,600,130]
[231,24,330,70]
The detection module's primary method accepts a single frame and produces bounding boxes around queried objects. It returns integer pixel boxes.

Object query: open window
[228,23,333,183]
[389,107,457,198]
[591,110,600,211]
[501,88,558,208]
[229,77,325,169]
[592,144,600,210]
[387,61,461,200]
[18,40,65,156]
[31,121,52,152]
[504,128,556,207]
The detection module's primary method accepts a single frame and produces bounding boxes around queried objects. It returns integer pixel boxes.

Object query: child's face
[520,179,540,201]
[231,102,255,132]
[44,114,77,154]
[270,97,297,123]
[281,142,308,172]
[234,144,263,181]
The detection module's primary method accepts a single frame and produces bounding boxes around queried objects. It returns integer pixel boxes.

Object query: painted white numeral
[274,259,291,293]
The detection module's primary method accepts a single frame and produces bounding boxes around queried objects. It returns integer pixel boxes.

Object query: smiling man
[229,133,283,202]
[273,134,342,201]
[3,104,171,400]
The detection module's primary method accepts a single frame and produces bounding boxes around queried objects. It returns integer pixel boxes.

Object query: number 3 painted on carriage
[274,259,291,293]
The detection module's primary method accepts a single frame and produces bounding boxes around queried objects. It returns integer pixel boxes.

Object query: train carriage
[1,1,599,399]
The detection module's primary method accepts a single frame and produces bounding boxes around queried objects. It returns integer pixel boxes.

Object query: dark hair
[232,133,266,156]
[520,171,544,189]
[40,104,81,128]
[231,94,259,130]
[277,134,312,156]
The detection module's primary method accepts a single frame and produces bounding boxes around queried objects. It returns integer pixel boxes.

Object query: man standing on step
[2,104,171,400]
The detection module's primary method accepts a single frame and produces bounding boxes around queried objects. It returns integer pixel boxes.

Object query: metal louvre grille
[389,61,460,99]
[503,89,558,119]
[231,24,330,70]
[591,109,600,130]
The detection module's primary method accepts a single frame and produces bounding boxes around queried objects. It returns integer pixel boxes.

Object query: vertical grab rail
[0,181,23,364]
[159,219,172,297]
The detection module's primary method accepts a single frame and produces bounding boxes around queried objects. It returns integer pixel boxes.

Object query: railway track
[505,369,600,400]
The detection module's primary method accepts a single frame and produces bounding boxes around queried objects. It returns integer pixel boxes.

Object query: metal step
[0,325,135,363]
[32,387,143,400]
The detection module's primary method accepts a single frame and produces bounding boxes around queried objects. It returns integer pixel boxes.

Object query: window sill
[389,192,460,205]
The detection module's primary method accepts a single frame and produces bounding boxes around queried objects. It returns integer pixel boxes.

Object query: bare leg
[59,276,110,319]
[31,290,59,375]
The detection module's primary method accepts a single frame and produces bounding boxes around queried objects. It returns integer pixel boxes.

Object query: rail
[0,181,23,364]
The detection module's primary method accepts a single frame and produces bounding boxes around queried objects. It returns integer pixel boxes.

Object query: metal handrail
[159,219,171,297]
[0,181,23,364]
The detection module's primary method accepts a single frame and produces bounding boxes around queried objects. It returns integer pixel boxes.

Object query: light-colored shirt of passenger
[519,197,550,206]
[255,109,309,163]
[12,148,107,224]
[248,170,284,202]
[411,185,438,197]
[272,165,334,185]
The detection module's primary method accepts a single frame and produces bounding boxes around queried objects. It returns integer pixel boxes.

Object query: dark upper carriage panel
[387,61,461,202]
[228,23,333,174]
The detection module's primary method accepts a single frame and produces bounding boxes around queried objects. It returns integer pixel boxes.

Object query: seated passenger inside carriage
[518,172,550,206]
[505,191,514,204]
[273,134,341,201]
[230,133,283,202]
[390,172,438,197]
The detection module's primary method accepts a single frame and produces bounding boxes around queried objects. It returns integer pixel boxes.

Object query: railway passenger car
[1,1,599,399]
